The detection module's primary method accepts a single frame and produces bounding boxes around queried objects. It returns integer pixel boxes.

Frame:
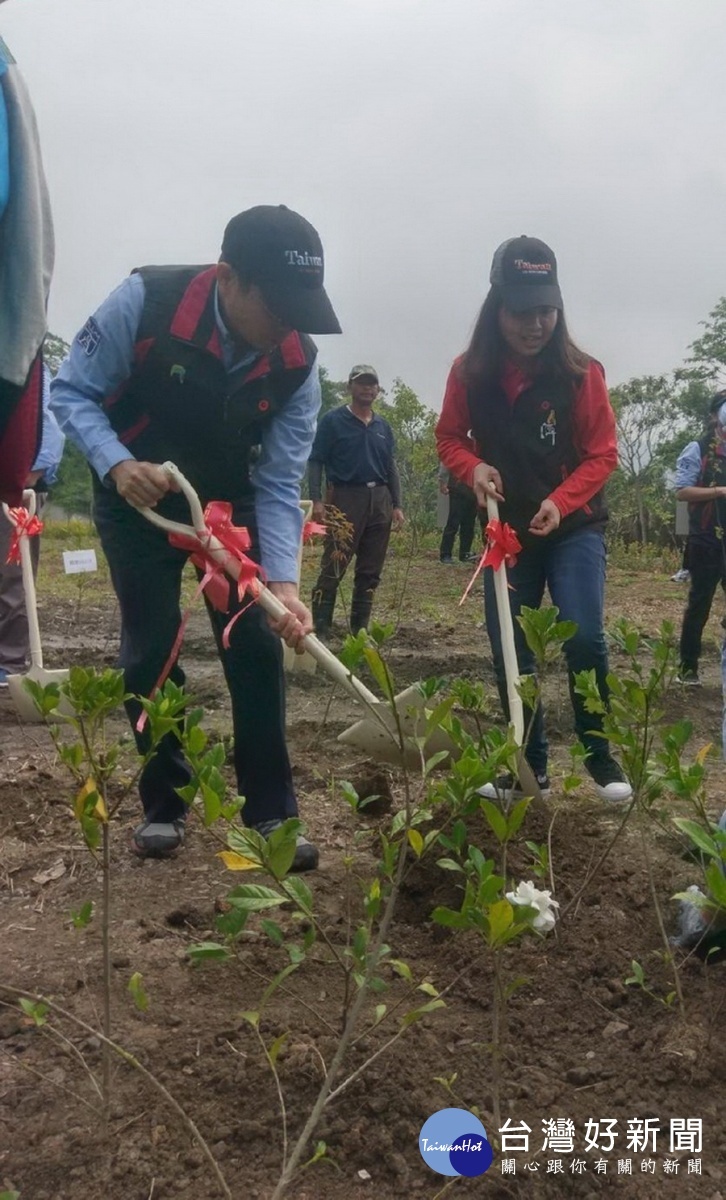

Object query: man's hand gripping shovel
[138,463,454,770]
[484,487,544,805]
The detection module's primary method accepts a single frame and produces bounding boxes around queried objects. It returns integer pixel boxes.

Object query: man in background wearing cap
[309,366,404,638]
[673,391,726,685]
[51,205,340,866]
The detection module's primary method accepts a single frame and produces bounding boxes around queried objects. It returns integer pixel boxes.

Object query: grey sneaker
[675,670,701,687]
[254,819,319,873]
[477,771,551,800]
[131,819,185,858]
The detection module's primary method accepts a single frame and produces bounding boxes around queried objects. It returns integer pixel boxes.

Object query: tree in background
[377,378,438,544]
[683,297,726,387]
[609,370,712,546]
[317,364,347,418]
[44,333,93,517]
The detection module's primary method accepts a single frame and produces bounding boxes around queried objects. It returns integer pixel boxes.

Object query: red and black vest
[688,434,726,540]
[98,265,317,506]
[466,370,607,545]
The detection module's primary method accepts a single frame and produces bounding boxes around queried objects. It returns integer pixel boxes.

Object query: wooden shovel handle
[485,491,525,746]
[137,464,382,710]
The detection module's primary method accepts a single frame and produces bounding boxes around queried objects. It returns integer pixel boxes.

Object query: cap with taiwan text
[221,205,341,335]
[490,236,563,312]
[348,364,379,383]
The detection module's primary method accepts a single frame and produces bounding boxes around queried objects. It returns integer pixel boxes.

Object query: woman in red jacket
[435,235,631,803]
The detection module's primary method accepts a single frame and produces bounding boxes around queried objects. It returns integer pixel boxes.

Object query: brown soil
[1,549,725,1200]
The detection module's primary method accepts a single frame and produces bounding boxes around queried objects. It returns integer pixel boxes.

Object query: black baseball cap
[490,236,563,312]
[221,205,341,335]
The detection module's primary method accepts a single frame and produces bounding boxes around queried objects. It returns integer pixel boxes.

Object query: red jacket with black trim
[435,356,618,543]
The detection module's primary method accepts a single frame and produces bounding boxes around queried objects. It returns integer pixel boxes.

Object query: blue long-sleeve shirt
[50,273,321,581]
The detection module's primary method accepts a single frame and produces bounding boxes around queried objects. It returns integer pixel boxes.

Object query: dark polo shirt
[309,405,401,505]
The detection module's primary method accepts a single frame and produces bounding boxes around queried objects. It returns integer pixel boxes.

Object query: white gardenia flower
[505,880,559,933]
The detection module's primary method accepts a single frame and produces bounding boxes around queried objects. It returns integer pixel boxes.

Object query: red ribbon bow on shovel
[138,502,263,731]
[5,507,44,565]
[459,518,521,606]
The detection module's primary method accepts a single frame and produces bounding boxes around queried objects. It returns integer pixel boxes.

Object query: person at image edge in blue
[51,206,341,867]
[435,236,632,803]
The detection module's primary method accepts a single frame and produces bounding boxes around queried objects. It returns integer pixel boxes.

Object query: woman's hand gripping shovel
[1,490,71,721]
[138,463,455,770]
[484,488,543,805]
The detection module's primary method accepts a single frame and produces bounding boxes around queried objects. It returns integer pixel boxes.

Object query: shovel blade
[338,685,456,770]
[7,666,73,723]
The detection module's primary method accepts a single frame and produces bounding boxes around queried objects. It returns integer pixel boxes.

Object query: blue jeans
[483,526,611,774]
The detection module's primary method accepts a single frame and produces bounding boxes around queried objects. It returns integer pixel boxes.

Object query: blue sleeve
[49,274,145,482]
[252,360,322,581]
[674,442,703,490]
[0,79,9,220]
[32,365,65,484]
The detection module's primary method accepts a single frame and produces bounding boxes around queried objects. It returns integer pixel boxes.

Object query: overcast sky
[4,0,726,408]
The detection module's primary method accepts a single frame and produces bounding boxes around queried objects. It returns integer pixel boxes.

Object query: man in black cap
[674,390,726,685]
[309,365,404,638]
[51,205,341,867]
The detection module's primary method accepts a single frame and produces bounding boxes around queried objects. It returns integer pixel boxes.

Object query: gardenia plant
[505,880,560,933]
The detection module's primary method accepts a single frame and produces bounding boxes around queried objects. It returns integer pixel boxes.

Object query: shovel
[2,490,70,721]
[484,490,543,803]
[138,463,455,770]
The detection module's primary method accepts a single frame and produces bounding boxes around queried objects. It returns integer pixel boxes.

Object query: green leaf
[70,900,94,929]
[226,883,285,913]
[268,1031,289,1067]
[186,942,231,963]
[407,828,424,857]
[389,958,413,982]
[402,998,446,1028]
[283,876,313,915]
[19,998,48,1026]
[362,646,395,700]
[487,898,514,945]
[480,799,508,843]
[240,1010,259,1028]
[506,797,531,838]
[374,1003,387,1024]
[260,919,285,946]
[704,861,726,908]
[418,981,439,997]
[625,959,645,987]
[436,857,463,872]
[672,817,720,861]
[431,906,471,930]
[128,972,149,1013]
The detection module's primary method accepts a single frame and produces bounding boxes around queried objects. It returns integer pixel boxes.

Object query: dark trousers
[94,495,297,827]
[679,537,726,674]
[313,484,392,627]
[483,526,611,774]
[440,487,478,560]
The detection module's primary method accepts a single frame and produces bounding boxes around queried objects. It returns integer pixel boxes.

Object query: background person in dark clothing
[674,391,726,685]
[438,462,478,564]
[309,365,404,637]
